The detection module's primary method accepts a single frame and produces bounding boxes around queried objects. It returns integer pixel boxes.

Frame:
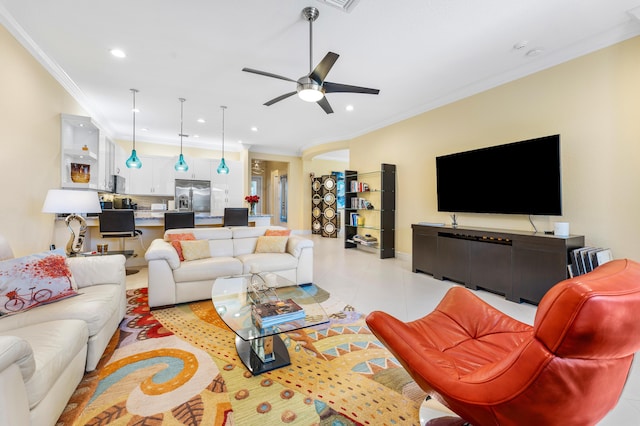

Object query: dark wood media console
[412,224,585,304]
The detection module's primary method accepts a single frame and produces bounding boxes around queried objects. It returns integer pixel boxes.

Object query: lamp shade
[42,189,102,214]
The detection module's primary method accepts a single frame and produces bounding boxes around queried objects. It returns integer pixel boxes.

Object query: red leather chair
[366,259,640,426]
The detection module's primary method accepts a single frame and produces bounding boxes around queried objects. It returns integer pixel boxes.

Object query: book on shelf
[350,181,369,192]
[350,197,373,209]
[251,298,305,328]
[350,212,359,226]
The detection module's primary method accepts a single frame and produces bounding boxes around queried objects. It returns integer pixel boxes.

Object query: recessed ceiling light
[251,126,258,132]
[526,48,544,57]
[238,140,243,144]
[132,108,140,113]
[345,105,354,111]
[197,118,206,123]
[140,128,149,132]
[513,41,529,50]
[193,134,200,138]
[110,49,126,58]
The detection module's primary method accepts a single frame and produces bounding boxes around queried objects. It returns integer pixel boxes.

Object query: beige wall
[332,36,640,259]
[0,25,88,256]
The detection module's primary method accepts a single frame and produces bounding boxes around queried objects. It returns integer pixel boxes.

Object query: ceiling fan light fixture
[298,87,325,102]
[297,78,325,102]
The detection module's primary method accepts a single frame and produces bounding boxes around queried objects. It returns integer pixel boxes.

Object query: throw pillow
[180,240,211,261]
[166,233,196,261]
[264,229,291,236]
[255,236,288,253]
[0,249,78,317]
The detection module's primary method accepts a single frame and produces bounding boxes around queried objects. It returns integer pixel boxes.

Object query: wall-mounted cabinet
[60,114,99,189]
[174,157,212,181]
[97,136,116,192]
[344,163,396,258]
[126,155,175,196]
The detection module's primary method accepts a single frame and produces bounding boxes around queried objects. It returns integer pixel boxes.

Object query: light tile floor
[127,234,640,425]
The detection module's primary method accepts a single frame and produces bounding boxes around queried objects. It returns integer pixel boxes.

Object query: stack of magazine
[568,247,613,277]
[251,298,305,328]
[352,234,378,246]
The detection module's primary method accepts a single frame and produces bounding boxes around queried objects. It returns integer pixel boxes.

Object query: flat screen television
[436,135,562,215]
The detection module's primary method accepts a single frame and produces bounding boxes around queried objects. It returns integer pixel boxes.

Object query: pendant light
[174,97,189,172]
[125,88,142,169]
[216,105,229,174]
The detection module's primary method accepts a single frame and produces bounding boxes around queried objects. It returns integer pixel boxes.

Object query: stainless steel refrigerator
[175,179,211,212]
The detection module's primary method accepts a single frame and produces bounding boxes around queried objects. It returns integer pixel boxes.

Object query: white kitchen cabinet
[60,114,99,189]
[98,136,115,191]
[211,159,244,214]
[113,144,128,177]
[174,157,212,181]
[128,155,175,196]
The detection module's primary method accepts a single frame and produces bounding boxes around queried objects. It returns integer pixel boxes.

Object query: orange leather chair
[366,259,640,425]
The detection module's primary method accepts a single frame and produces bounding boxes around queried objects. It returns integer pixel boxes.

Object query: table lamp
[42,189,102,255]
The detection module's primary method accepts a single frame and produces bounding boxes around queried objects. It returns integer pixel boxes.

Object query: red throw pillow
[166,233,196,261]
[264,229,291,236]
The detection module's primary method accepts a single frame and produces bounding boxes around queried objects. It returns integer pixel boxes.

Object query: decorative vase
[250,203,257,216]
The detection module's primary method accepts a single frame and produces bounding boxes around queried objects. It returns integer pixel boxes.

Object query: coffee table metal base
[235,335,291,375]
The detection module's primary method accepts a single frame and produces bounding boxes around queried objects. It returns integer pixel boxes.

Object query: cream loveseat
[0,235,126,426]
[145,226,313,308]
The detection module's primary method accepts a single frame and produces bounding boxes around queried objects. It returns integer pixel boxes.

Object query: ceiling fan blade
[317,96,334,114]
[309,52,339,84]
[242,67,296,83]
[324,81,380,95]
[264,91,297,106]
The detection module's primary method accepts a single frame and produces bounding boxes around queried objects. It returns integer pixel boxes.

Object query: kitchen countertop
[76,211,272,227]
[133,210,272,219]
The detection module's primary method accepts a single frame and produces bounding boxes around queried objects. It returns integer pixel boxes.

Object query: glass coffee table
[212,274,329,375]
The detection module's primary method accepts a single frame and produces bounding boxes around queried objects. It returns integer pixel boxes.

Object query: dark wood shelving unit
[412,224,585,304]
[344,164,395,259]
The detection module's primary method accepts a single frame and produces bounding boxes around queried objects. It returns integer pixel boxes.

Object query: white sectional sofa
[0,234,126,426]
[145,226,313,308]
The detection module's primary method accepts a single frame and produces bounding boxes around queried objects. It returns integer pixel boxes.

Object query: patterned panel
[311,177,323,234]
[321,175,338,238]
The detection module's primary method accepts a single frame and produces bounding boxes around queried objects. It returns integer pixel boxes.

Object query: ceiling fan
[242,6,380,114]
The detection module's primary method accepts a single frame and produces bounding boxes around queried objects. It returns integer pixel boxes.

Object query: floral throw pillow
[0,249,78,317]
[166,233,196,261]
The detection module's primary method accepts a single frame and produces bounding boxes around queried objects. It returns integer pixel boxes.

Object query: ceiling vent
[316,0,361,13]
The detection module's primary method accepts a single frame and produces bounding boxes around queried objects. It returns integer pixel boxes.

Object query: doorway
[250,175,263,213]
[252,159,289,226]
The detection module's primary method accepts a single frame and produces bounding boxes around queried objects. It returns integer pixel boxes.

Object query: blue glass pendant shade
[126,149,142,169]
[217,157,229,174]
[174,153,189,172]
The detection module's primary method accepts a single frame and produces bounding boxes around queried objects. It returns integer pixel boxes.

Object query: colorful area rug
[59,287,426,425]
